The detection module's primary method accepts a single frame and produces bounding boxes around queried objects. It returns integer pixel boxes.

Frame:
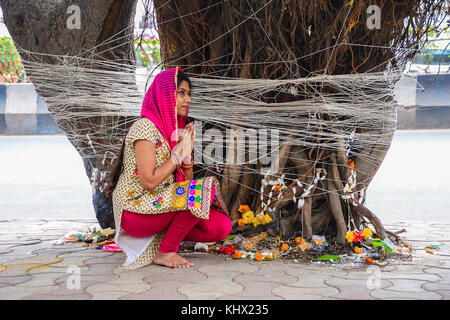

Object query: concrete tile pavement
[0,219,449,300]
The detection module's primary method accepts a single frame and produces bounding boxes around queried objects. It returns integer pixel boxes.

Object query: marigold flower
[345,230,358,243]
[281,243,289,251]
[273,184,282,191]
[295,237,303,244]
[362,228,372,239]
[348,159,355,170]
[263,252,274,260]
[260,213,272,225]
[365,257,373,264]
[244,242,253,249]
[233,251,242,259]
[345,231,354,242]
[255,252,264,261]
[354,246,363,254]
[252,217,261,228]
[238,205,250,213]
[237,219,245,227]
[242,210,255,224]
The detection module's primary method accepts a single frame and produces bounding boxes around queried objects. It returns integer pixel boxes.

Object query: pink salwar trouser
[120,186,231,253]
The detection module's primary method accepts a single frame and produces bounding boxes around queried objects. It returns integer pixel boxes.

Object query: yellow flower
[345,230,356,243]
[260,214,272,225]
[354,246,363,254]
[264,253,274,260]
[362,228,372,239]
[252,216,261,228]
[242,210,255,224]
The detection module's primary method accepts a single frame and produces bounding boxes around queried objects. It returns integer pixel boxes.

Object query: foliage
[134,36,161,69]
[0,37,28,83]
[0,35,162,83]
[415,24,450,66]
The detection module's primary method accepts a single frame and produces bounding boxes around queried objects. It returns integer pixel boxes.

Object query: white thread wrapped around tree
[1,0,446,246]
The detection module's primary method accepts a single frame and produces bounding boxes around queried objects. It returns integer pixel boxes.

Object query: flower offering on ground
[237,204,273,228]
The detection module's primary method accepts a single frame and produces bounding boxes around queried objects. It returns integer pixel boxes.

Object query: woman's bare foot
[154,250,194,268]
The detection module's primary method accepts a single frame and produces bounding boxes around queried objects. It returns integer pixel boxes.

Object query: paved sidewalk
[0,219,449,300]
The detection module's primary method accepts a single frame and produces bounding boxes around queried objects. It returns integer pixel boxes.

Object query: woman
[107,67,231,270]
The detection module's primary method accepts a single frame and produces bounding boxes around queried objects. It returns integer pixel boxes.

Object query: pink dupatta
[141,67,187,182]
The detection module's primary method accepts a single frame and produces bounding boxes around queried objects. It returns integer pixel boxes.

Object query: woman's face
[175,80,191,117]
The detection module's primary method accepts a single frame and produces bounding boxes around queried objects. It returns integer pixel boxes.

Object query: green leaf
[372,239,383,247]
[313,255,340,261]
[372,239,392,254]
[223,234,235,241]
[383,244,393,254]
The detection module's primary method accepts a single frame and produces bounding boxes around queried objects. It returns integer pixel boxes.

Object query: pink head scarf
[141,67,187,182]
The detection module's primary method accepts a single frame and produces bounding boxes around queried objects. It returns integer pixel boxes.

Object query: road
[0,130,449,223]
[365,129,450,223]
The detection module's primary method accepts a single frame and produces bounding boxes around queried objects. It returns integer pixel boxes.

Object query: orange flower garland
[273,184,282,191]
[255,252,264,261]
[243,242,253,249]
[348,159,355,170]
[238,205,250,213]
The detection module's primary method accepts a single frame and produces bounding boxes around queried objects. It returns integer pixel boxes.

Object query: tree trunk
[0,0,138,228]
[153,0,445,243]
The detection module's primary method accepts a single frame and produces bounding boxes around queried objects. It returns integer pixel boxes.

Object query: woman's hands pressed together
[172,122,195,166]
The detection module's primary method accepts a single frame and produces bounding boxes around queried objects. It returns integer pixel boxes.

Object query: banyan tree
[1,1,447,244]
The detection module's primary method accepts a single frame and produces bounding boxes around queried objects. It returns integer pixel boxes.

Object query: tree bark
[0,0,138,228]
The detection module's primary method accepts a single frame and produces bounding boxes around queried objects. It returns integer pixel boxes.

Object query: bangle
[181,162,194,169]
[171,151,181,168]
[182,155,194,165]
